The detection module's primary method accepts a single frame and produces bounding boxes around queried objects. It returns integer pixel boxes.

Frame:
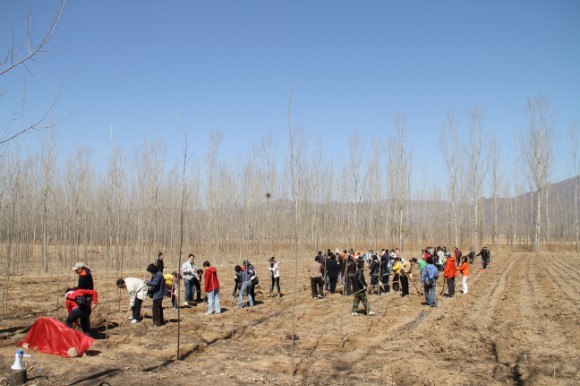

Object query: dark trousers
[380,274,390,294]
[193,278,202,301]
[346,274,355,295]
[369,275,379,294]
[152,297,164,326]
[400,274,409,296]
[250,281,256,300]
[132,297,143,320]
[270,276,280,293]
[184,279,195,302]
[446,277,455,297]
[482,258,489,269]
[66,306,91,333]
[328,275,338,293]
[310,277,324,298]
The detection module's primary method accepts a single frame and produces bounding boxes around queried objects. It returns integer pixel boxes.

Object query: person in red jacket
[203,261,221,315]
[458,256,470,295]
[443,252,457,297]
[64,287,98,335]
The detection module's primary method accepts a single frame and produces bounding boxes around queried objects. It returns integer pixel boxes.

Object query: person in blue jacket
[146,263,166,326]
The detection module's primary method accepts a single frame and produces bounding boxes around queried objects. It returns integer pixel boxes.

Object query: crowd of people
[62,246,490,335]
[309,245,490,313]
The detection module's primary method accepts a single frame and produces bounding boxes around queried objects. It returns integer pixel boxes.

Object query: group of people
[117,252,222,326]
[63,245,489,334]
[308,245,490,314]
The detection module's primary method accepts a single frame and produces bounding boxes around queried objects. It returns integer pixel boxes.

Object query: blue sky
[2,0,579,194]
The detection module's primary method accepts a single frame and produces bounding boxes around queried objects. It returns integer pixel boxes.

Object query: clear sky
[2,0,579,194]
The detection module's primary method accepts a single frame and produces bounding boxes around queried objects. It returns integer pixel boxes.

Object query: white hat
[72,262,86,271]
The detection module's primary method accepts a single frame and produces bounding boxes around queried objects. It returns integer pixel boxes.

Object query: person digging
[351,260,375,316]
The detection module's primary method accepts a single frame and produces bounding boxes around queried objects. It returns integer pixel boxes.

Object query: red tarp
[18,317,94,358]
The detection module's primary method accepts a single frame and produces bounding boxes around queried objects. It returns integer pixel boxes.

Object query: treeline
[1,107,578,275]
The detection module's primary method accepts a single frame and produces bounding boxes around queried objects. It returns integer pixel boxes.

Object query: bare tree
[440,110,460,248]
[390,113,411,251]
[489,136,501,248]
[467,107,489,251]
[0,1,66,145]
[570,122,579,251]
[38,132,57,272]
[348,133,365,246]
[522,95,557,252]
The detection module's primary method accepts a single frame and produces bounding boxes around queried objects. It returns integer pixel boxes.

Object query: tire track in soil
[488,252,580,385]
[542,253,580,309]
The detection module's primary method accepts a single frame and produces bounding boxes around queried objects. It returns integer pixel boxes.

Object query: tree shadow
[68,368,122,385]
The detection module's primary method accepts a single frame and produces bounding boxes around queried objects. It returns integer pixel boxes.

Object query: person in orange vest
[458,256,470,295]
[65,287,98,336]
[443,252,458,297]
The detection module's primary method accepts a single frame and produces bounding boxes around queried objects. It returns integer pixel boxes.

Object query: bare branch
[0,0,66,77]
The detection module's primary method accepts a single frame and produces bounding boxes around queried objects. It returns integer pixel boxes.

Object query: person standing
[236,265,253,308]
[421,256,439,307]
[326,254,340,294]
[116,278,147,323]
[181,254,197,306]
[458,256,470,295]
[267,256,281,298]
[400,259,411,297]
[203,261,220,315]
[477,247,490,269]
[351,260,375,316]
[391,257,402,293]
[65,287,98,335]
[308,257,324,299]
[146,263,166,326]
[72,262,93,290]
[155,252,165,273]
[443,252,457,297]
[379,251,391,295]
[368,254,380,295]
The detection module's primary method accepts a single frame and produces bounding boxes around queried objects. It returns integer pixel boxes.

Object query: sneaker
[205,312,213,316]
[318,295,324,299]
[183,301,189,306]
[130,319,138,324]
[367,311,375,316]
[351,311,359,316]
[313,297,317,300]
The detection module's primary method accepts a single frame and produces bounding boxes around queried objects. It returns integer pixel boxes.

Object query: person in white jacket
[267,256,281,298]
[117,277,147,324]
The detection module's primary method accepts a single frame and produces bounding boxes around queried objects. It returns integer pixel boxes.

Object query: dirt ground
[0,250,578,385]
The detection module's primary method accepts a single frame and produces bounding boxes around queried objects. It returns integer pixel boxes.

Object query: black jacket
[77,268,94,290]
[352,268,367,292]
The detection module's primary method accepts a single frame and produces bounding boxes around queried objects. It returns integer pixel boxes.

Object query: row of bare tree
[0,99,578,275]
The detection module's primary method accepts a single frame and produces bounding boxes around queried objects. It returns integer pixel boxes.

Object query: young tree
[489,136,501,248]
[570,122,579,251]
[467,107,489,251]
[390,113,411,251]
[440,110,460,248]
[522,95,556,252]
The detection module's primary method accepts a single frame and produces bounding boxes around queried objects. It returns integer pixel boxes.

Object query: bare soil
[0,251,578,385]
